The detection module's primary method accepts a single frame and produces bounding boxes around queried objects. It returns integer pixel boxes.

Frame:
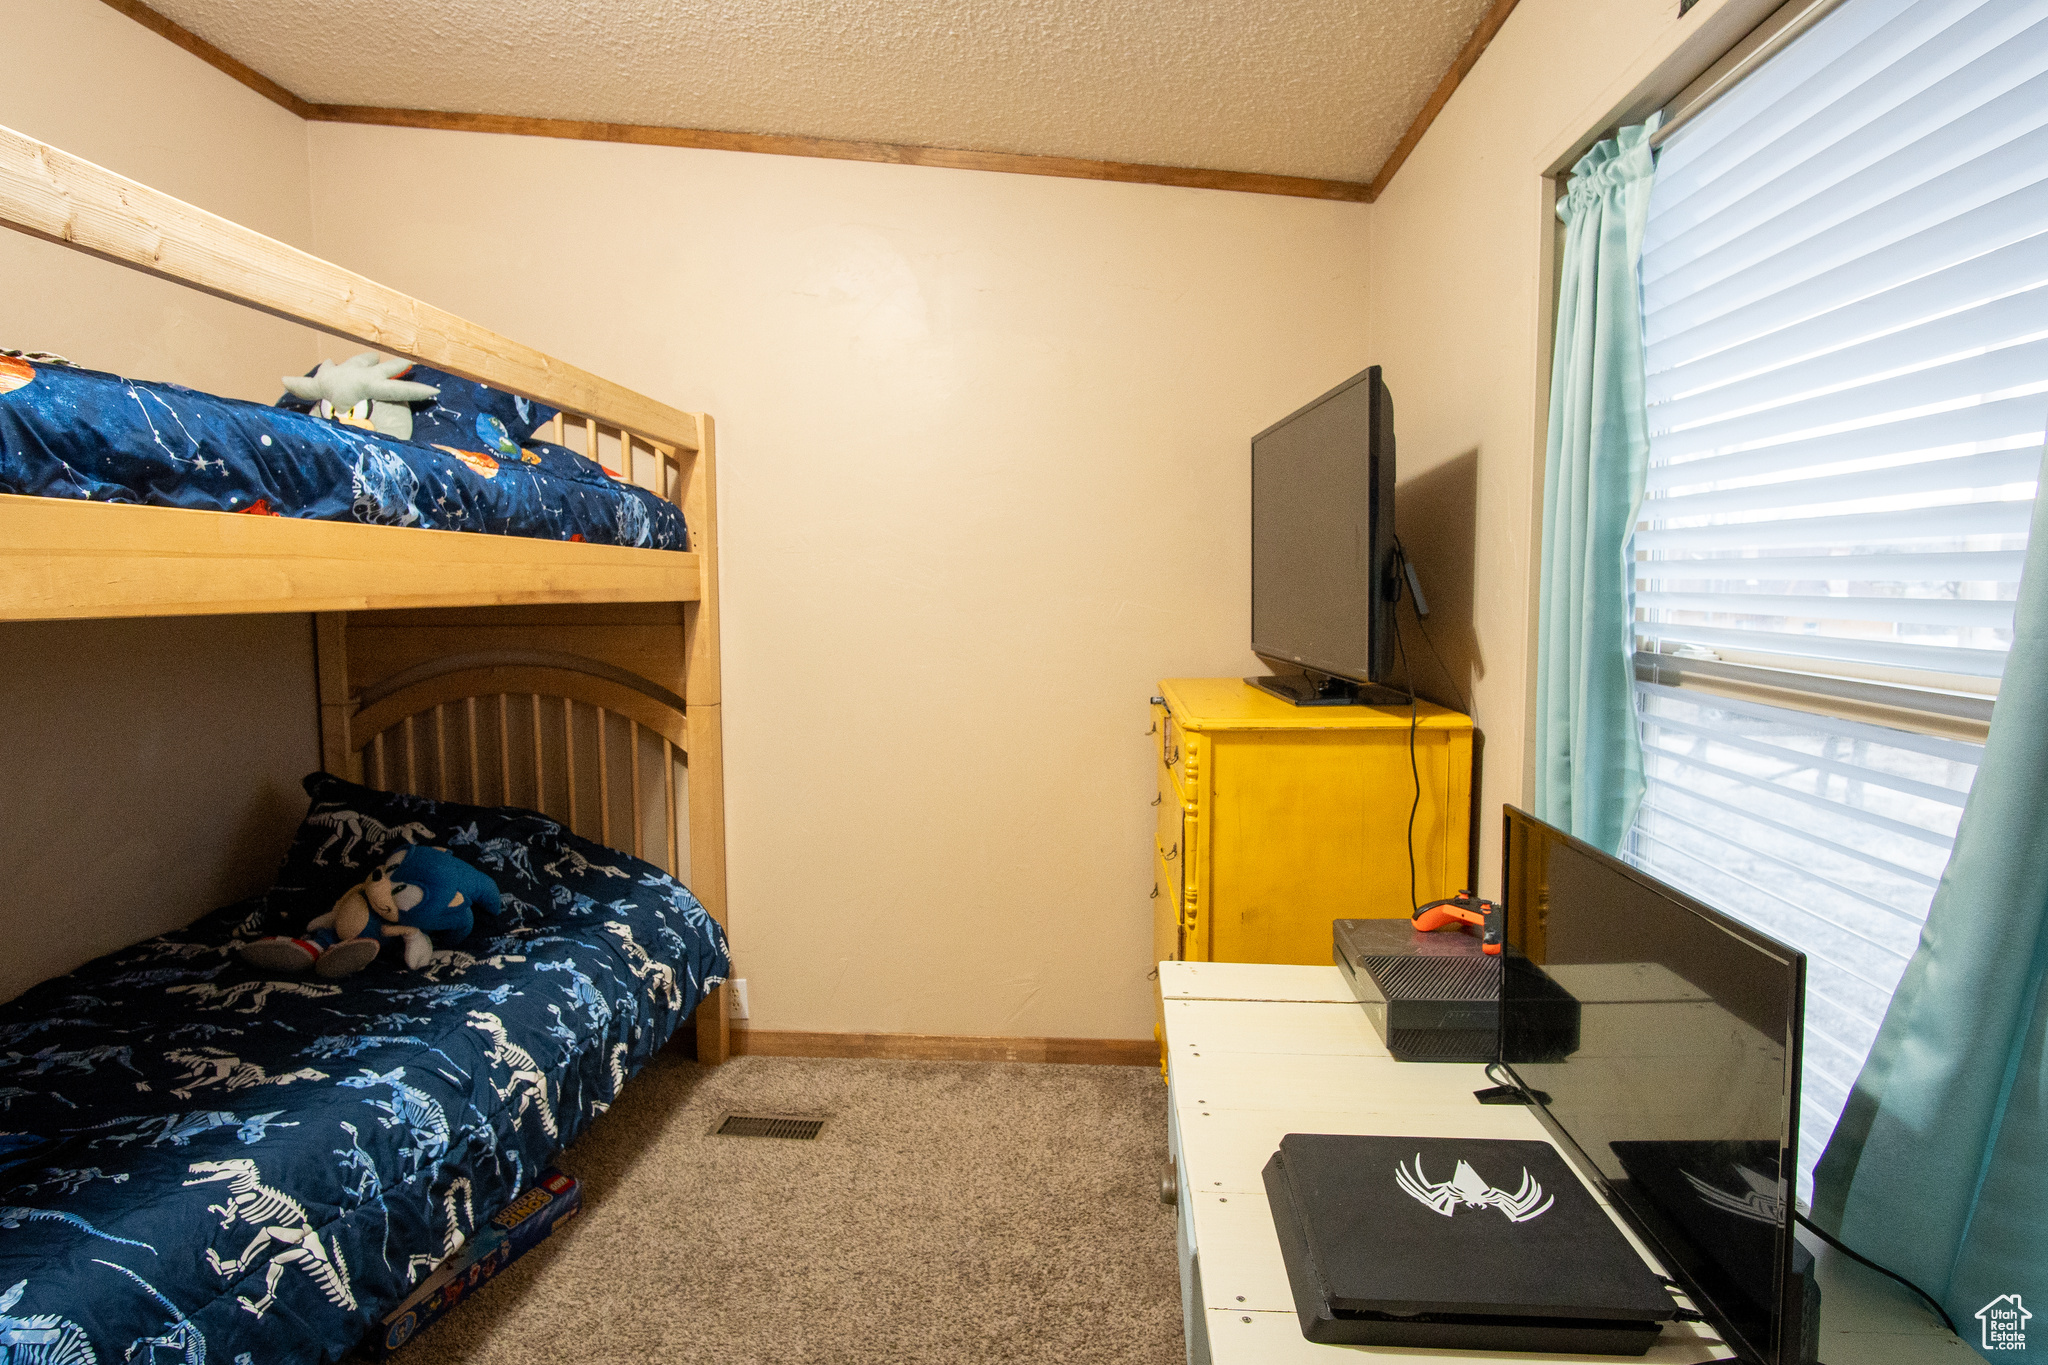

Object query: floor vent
[714,1113,826,1141]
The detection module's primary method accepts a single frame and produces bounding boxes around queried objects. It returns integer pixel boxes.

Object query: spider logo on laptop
[1396,1154,1556,1223]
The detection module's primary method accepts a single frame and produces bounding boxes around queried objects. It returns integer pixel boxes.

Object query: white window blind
[1638,0,2048,682]
[1629,687,1979,1197]
[1623,0,2048,1195]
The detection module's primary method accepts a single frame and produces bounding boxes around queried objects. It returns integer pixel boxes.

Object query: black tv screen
[1250,366,1396,689]
[1500,807,1807,1365]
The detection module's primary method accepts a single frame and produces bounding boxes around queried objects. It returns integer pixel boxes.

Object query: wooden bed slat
[597,707,613,846]
[530,693,545,815]
[564,697,579,834]
[664,738,678,877]
[466,696,482,803]
[433,704,448,801]
[497,694,512,804]
[629,718,643,860]
[0,124,702,454]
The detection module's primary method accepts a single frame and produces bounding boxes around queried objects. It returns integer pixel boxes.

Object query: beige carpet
[397,1051,1184,1364]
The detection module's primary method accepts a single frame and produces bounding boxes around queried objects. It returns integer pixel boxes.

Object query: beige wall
[0,0,322,1002]
[1,0,320,398]
[305,126,1374,1038]
[0,618,320,1003]
[1366,0,1756,896]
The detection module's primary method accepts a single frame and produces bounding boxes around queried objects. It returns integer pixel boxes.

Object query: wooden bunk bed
[0,120,729,1063]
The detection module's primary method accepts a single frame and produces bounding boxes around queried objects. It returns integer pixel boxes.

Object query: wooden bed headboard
[332,618,698,879]
[0,123,730,1063]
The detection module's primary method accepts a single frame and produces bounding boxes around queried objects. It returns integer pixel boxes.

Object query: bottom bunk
[0,773,729,1365]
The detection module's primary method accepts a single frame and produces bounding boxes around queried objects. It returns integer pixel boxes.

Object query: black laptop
[1264,1133,1679,1354]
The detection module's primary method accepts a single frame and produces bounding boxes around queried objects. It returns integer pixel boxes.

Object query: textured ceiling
[143,0,1497,184]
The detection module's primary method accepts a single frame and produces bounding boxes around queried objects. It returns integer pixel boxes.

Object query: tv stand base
[1246,674,1408,707]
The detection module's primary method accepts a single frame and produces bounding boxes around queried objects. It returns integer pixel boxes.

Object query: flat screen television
[1248,365,1401,706]
[1498,806,1814,1365]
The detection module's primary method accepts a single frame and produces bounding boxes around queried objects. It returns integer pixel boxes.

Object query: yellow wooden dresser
[1149,678,1474,1056]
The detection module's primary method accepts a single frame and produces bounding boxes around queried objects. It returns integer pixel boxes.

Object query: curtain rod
[1649,0,1853,149]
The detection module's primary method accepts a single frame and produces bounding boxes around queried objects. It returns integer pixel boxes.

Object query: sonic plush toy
[241,846,502,979]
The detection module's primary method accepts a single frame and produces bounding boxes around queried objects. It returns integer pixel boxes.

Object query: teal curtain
[1533,119,1659,855]
[1815,448,2048,1346]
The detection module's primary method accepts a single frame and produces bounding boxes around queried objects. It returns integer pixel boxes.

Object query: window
[1630,0,2048,1195]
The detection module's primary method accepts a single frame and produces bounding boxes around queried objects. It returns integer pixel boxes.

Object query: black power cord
[1387,536,1437,915]
[1654,1212,1958,1365]
[1794,1211,1959,1338]
[1646,1212,1958,1363]
[1394,610,1421,913]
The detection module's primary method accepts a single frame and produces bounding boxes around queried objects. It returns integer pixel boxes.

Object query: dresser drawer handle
[1163,843,1179,860]
[1150,794,1162,807]
[1150,884,1160,899]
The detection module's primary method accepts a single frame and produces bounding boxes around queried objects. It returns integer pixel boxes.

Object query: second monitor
[1247,364,1403,706]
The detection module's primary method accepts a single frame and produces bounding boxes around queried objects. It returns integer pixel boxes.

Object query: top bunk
[0,123,715,622]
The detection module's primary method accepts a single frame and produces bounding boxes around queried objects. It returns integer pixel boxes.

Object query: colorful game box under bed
[0,774,729,1365]
[0,355,689,550]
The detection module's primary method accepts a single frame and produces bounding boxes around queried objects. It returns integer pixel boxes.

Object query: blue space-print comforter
[0,777,727,1365]
[0,357,687,549]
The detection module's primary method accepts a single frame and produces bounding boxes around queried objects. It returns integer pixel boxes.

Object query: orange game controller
[1412,891,1503,955]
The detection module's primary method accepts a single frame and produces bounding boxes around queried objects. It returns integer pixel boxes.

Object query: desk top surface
[1159,962,1970,1365]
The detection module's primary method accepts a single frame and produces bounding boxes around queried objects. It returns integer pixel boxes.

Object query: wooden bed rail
[539,415,686,506]
[0,122,701,454]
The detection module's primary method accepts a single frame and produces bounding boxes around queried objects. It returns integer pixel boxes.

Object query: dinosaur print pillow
[265,772,699,945]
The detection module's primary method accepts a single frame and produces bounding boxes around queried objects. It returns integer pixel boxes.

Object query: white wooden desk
[1160,962,1971,1364]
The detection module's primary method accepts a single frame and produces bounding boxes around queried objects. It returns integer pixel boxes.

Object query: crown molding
[97,0,1522,204]
[308,105,1375,201]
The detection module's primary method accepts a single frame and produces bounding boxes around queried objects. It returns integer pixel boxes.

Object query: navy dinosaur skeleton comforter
[0,775,728,1365]
[0,357,687,549]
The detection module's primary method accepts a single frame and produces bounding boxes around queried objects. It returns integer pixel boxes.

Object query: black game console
[1264,1133,1678,1354]
[1335,920,1583,1063]
[1334,918,1501,1062]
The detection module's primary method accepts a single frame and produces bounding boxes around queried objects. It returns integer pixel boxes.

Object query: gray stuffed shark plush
[282,352,440,441]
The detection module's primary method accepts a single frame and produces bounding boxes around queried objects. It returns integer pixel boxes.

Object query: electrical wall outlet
[727,978,750,1021]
